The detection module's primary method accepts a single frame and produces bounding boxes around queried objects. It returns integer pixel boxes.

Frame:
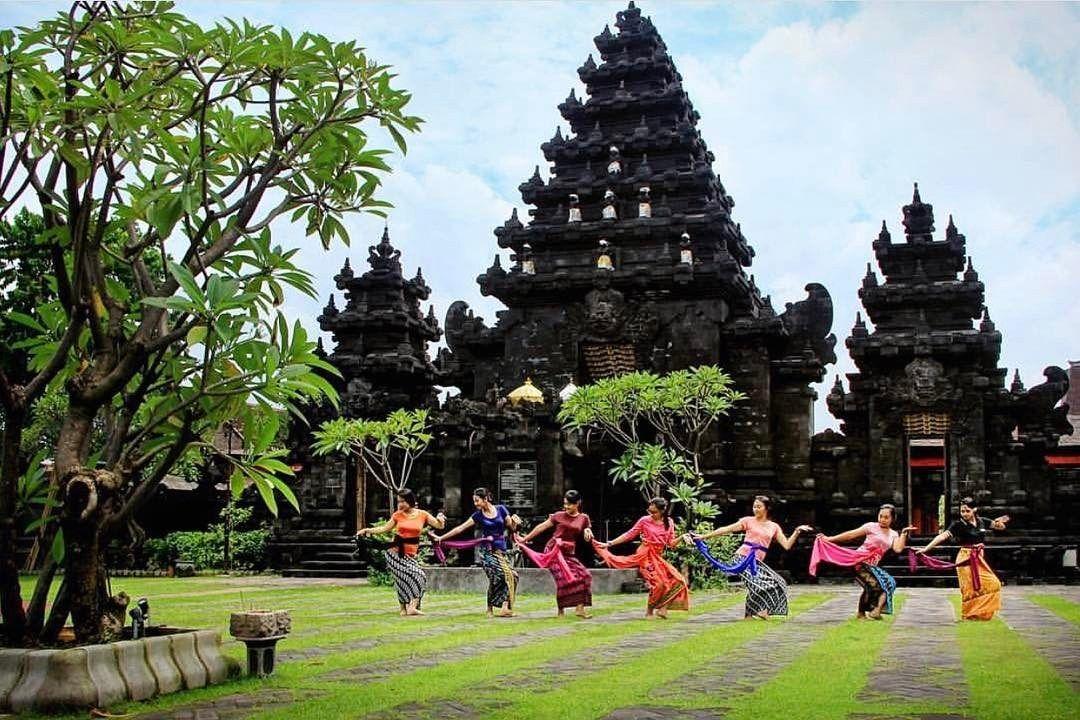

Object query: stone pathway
[649,593,854,703]
[284,595,648,662]
[998,593,1080,690]
[134,690,307,720]
[362,601,751,719]
[857,588,969,708]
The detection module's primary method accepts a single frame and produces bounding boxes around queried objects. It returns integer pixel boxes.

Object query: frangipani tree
[557,366,745,520]
[0,2,420,645]
[312,408,433,507]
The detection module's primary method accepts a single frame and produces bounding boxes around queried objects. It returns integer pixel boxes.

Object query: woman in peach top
[692,496,812,619]
[357,489,445,616]
[593,497,688,619]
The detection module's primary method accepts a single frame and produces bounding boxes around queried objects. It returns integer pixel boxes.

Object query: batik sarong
[518,537,592,609]
[383,549,426,607]
[593,540,689,612]
[742,562,789,617]
[956,546,1001,620]
[854,563,895,615]
[478,546,517,610]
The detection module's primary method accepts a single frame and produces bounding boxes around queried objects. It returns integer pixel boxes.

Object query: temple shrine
[271,3,1075,579]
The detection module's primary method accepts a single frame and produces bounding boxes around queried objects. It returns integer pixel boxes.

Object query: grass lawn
[10,576,1079,720]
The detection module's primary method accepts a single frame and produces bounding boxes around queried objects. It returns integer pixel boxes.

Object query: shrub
[143,505,270,571]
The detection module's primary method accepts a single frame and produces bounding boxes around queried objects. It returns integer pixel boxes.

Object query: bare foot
[495,610,515,618]
[657,610,669,619]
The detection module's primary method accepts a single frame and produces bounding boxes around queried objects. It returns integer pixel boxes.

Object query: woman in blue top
[436,487,522,617]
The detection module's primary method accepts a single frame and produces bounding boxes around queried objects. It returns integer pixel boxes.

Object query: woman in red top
[593,497,689,619]
[518,490,596,618]
[357,489,445,616]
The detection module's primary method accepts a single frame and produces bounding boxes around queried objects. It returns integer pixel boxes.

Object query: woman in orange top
[357,489,445,616]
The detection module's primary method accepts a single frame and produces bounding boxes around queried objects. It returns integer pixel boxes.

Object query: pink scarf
[514,535,574,578]
[809,536,884,576]
[907,545,985,591]
[432,536,495,564]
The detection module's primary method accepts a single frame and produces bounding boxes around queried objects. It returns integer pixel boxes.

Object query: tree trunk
[63,509,106,644]
[26,551,59,638]
[0,407,28,645]
[54,401,107,644]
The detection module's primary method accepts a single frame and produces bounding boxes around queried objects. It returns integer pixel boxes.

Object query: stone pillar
[728,343,772,471]
[441,444,463,519]
[771,382,816,491]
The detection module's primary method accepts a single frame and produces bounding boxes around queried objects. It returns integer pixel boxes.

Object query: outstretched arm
[822,527,867,544]
[776,524,814,551]
[916,529,952,554]
[694,520,743,540]
[519,518,554,544]
[892,526,917,553]
[990,515,1010,531]
[603,523,641,548]
[435,517,475,542]
[358,518,397,537]
[426,511,447,531]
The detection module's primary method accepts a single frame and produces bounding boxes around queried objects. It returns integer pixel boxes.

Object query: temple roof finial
[980,306,996,333]
[964,256,979,283]
[912,182,921,204]
[1011,369,1025,393]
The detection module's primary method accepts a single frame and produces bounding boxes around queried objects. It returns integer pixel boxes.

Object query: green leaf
[186,325,208,346]
[51,528,65,563]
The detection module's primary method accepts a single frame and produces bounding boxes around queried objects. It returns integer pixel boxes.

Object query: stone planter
[0,628,237,714]
[229,610,291,678]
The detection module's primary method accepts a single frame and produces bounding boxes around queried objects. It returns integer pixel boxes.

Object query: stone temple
[272,2,1075,579]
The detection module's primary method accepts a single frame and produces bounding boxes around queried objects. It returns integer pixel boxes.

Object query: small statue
[607,145,622,176]
[520,243,535,275]
[638,186,652,218]
[596,239,614,271]
[568,193,582,223]
[679,231,693,265]
[602,189,618,220]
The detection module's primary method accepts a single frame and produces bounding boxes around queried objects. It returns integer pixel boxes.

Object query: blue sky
[3,1,1078,430]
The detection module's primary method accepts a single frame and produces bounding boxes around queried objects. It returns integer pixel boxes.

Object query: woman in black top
[916,497,1009,620]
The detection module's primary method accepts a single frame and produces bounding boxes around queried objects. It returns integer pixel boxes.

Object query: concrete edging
[0,629,237,713]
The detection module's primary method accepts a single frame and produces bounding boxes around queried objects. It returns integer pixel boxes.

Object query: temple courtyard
[12,577,1077,720]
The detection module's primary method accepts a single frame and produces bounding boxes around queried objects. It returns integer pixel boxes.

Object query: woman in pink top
[593,497,689,619]
[817,504,914,619]
[691,496,812,619]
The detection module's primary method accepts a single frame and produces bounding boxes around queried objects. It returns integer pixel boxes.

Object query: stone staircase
[271,531,367,578]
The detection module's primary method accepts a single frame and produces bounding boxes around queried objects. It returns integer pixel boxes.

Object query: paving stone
[651,593,854,702]
[858,588,968,707]
[361,601,754,719]
[998,594,1080,690]
[132,690,301,720]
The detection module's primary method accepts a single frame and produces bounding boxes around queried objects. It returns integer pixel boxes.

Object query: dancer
[518,489,595,618]
[915,497,1009,620]
[691,496,812,619]
[811,504,915,619]
[593,497,689,619]
[356,489,445,616]
[435,488,521,617]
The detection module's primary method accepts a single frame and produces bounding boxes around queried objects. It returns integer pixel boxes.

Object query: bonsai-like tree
[557,366,745,521]
[0,2,420,645]
[312,408,433,510]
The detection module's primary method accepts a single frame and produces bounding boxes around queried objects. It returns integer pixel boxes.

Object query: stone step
[280,568,366,578]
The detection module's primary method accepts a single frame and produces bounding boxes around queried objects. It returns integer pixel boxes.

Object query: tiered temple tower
[273,229,442,576]
[320,226,442,418]
[436,1,836,521]
[817,186,1073,546]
